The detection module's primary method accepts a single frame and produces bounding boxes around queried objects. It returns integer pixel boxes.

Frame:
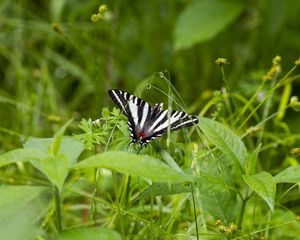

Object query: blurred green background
[1,0,300,150]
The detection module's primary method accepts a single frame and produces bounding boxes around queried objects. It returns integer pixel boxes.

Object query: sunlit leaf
[74,151,193,183]
[56,227,121,240]
[174,0,244,50]
[244,171,276,211]
[274,165,300,183]
[0,148,46,168]
[198,172,237,223]
[198,117,248,172]
[137,182,191,199]
[24,137,84,191]
[0,186,51,240]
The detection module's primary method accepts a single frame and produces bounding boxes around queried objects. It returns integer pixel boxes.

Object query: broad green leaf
[244,171,276,211]
[198,117,248,172]
[198,172,237,223]
[160,149,183,172]
[56,227,121,240]
[138,182,191,199]
[274,165,300,183]
[174,0,244,50]
[0,148,46,167]
[24,137,84,191]
[0,186,51,240]
[75,151,193,183]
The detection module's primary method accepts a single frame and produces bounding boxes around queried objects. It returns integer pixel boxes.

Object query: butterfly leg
[136,144,144,154]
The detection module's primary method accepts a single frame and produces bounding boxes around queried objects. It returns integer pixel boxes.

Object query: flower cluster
[215,58,229,66]
[262,55,281,81]
[215,219,238,235]
[290,96,300,111]
[294,58,300,66]
[291,148,300,157]
[91,4,108,23]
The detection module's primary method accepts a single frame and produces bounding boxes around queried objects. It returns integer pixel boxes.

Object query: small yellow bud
[47,114,62,123]
[294,58,300,66]
[98,4,108,14]
[52,22,64,34]
[215,58,229,66]
[290,96,299,103]
[272,55,281,65]
[262,62,281,81]
[296,215,300,221]
[91,14,99,23]
[291,148,300,156]
[290,96,300,111]
[215,219,222,226]
[228,223,237,234]
[97,13,104,20]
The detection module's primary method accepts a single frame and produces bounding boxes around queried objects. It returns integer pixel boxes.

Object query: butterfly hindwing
[142,109,198,141]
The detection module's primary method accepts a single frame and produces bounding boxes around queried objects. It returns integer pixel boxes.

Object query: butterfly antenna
[126,141,134,151]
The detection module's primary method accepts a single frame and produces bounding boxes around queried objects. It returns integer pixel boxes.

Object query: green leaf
[274,165,300,183]
[198,172,237,223]
[24,137,84,191]
[244,171,276,211]
[0,148,46,167]
[198,117,248,172]
[0,186,51,240]
[51,118,74,156]
[137,182,191,200]
[74,151,193,183]
[174,0,244,50]
[56,227,121,240]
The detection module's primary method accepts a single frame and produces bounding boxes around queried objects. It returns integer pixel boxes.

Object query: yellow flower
[215,58,229,66]
[291,148,300,156]
[99,4,108,14]
[262,56,282,81]
[52,22,64,34]
[290,96,300,111]
[294,58,300,66]
[91,14,99,23]
[272,55,281,65]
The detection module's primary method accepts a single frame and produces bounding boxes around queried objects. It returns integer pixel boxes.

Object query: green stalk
[220,66,234,116]
[191,184,199,240]
[90,168,101,223]
[53,185,62,233]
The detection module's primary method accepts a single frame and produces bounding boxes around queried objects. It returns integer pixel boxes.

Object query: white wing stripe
[153,110,184,133]
[140,103,149,128]
[128,96,139,125]
[171,118,197,130]
[148,110,168,132]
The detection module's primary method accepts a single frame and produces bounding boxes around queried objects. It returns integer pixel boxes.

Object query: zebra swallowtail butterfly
[108,89,198,150]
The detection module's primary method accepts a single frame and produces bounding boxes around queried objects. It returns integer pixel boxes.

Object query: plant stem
[53,185,62,233]
[237,198,246,228]
[90,168,101,223]
[191,184,199,240]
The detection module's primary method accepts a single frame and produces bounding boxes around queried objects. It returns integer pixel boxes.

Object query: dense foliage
[1,0,300,239]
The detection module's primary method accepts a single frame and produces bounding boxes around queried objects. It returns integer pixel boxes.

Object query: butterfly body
[108,89,198,149]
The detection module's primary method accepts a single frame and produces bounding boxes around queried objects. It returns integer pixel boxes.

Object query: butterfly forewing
[108,89,198,146]
[108,89,152,139]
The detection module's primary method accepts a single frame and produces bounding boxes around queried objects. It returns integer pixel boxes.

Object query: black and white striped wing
[142,109,198,142]
[108,89,152,139]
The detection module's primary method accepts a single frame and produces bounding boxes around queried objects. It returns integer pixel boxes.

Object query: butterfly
[108,89,198,151]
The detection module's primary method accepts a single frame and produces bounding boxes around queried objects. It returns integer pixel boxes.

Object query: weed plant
[1,1,300,240]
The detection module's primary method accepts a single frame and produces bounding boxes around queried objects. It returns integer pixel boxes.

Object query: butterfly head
[129,131,149,148]
[137,131,146,139]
